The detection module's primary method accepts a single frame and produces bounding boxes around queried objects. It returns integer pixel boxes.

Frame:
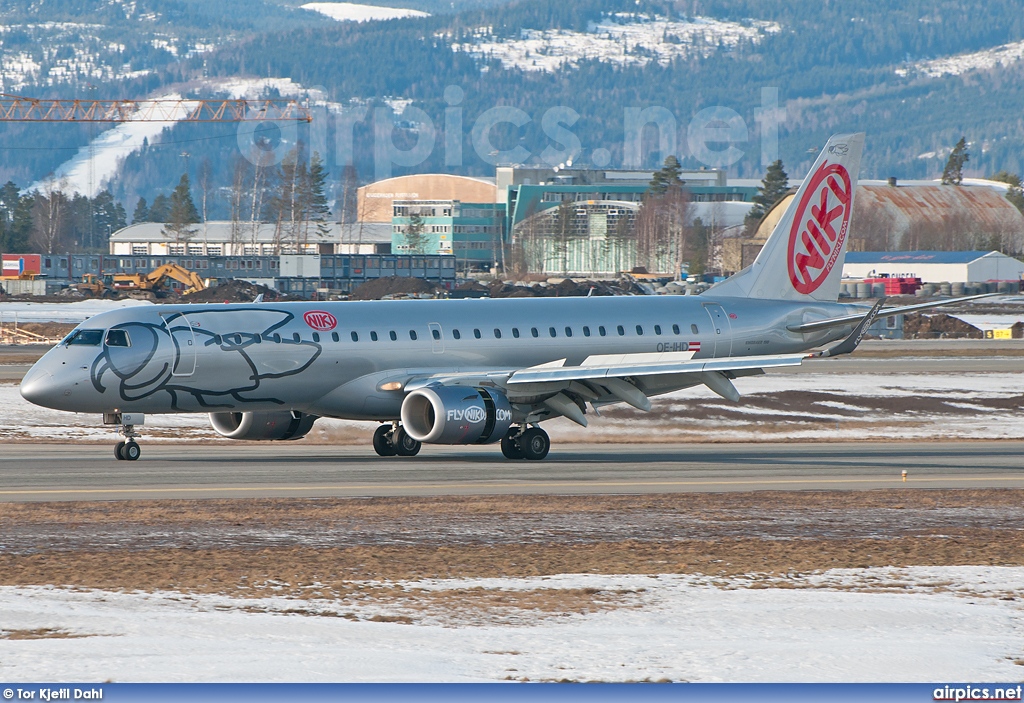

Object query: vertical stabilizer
[711,133,864,301]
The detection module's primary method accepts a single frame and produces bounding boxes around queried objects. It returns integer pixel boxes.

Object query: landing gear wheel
[372,425,397,457]
[500,431,524,460]
[122,441,141,461]
[392,427,422,457]
[519,427,550,461]
[114,441,126,461]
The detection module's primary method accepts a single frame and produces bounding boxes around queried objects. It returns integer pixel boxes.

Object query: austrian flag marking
[303,310,337,331]
[786,161,853,295]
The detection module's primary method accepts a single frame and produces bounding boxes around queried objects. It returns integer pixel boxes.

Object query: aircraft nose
[20,366,62,409]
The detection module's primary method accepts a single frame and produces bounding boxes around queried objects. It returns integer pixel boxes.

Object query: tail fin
[712,133,864,302]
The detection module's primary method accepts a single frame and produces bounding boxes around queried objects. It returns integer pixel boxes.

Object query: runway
[3,441,1023,501]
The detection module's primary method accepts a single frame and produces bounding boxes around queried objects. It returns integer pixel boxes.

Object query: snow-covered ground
[453,15,780,72]
[897,39,1024,78]
[1,567,1022,682]
[27,94,197,198]
[301,2,429,22]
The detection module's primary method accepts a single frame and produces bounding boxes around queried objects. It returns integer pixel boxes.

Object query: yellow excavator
[74,264,208,300]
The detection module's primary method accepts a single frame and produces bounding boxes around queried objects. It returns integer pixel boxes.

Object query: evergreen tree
[404,213,428,254]
[307,152,332,240]
[990,171,1024,214]
[649,155,684,195]
[941,137,969,186]
[148,194,170,222]
[0,181,30,253]
[163,174,200,246]
[746,159,790,231]
[132,196,149,224]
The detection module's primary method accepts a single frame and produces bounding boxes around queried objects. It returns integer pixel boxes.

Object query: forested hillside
[2,0,1024,226]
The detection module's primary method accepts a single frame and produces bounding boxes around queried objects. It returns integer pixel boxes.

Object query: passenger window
[531,327,539,338]
[617,325,625,336]
[104,330,130,347]
[389,331,397,341]
[453,329,461,340]
[599,326,606,336]
[431,329,440,341]
[512,328,520,338]
[351,331,359,342]
[214,334,223,345]
[273,333,281,343]
[493,328,502,339]
[371,331,379,341]
[583,326,591,337]
[636,325,644,336]
[564,326,572,337]
[332,332,340,342]
[691,324,699,334]
[474,329,481,339]
[313,332,320,343]
[654,325,662,336]
[672,324,680,335]
[292,333,300,343]
[66,329,103,346]
[410,330,417,341]
[549,327,557,338]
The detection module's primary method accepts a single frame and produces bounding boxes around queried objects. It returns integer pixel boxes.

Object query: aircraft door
[428,322,444,354]
[702,303,733,358]
[161,312,197,376]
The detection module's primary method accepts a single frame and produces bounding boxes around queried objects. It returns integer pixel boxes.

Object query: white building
[108,221,393,257]
[843,251,1024,283]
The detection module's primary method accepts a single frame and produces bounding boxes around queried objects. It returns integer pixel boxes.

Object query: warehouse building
[843,251,1024,284]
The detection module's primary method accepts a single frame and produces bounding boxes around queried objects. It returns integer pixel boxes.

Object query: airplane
[20,133,991,461]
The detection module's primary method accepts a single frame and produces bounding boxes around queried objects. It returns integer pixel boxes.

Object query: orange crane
[0,93,312,122]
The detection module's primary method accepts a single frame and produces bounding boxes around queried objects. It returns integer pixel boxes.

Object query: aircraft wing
[506,352,806,384]
[788,293,995,333]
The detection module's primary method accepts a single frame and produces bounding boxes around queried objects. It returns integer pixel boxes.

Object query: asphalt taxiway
[2,441,1023,501]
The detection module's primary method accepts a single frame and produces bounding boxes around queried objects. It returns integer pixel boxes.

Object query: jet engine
[400,385,512,444]
[209,411,317,441]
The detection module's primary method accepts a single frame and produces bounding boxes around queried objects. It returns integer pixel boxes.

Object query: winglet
[808,297,886,358]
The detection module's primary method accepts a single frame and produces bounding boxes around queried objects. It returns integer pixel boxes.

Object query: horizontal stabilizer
[788,293,997,334]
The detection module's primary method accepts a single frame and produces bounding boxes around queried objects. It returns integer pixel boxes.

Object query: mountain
[1,0,1024,222]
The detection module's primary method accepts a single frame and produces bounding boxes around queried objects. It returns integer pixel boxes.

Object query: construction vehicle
[113,263,209,300]
[72,264,208,300]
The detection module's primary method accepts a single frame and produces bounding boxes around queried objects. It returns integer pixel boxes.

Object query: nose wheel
[115,440,141,461]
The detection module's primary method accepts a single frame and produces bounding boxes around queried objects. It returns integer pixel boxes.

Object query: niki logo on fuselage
[91,308,322,410]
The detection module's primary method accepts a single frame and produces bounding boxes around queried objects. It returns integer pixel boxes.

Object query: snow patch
[301,3,429,23]
[898,39,1024,78]
[0,567,1021,681]
[453,15,780,72]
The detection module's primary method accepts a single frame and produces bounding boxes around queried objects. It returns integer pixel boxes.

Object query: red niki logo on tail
[786,161,853,294]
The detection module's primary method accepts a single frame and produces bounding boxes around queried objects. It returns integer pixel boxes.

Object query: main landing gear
[501,426,550,461]
[104,412,143,461]
[372,423,421,457]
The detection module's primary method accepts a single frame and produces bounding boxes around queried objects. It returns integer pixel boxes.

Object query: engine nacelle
[400,386,512,444]
[209,411,317,441]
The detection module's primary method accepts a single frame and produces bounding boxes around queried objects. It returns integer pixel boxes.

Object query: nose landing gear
[104,412,143,461]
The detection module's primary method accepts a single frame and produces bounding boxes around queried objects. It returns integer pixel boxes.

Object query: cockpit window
[65,329,103,346]
[105,330,131,347]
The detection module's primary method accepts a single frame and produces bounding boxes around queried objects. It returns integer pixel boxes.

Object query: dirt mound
[903,313,983,339]
[187,280,291,304]
[348,276,443,301]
